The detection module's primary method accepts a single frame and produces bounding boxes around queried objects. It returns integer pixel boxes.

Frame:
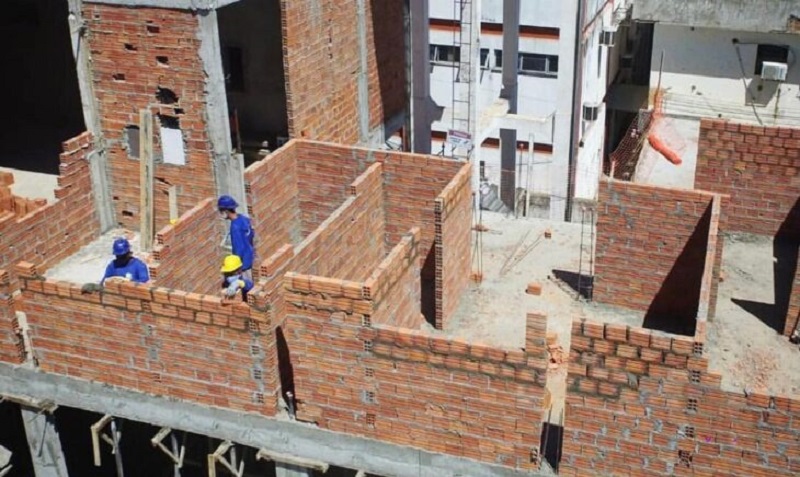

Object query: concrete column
[499,0,520,211]
[20,406,69,477]
[409,0,431,154]
[356,0,370,144]
[275,462,313,477]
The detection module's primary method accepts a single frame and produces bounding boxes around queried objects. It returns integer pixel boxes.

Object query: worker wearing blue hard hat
[101,238,150,285]
[217,195,255,281]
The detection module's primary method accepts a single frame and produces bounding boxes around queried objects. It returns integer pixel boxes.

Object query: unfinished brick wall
[281,0,405,143]
[0,133,100,288]
[244,142,301,264]
[696,119,800,239]
[84,4,217,232]
[15,264,277,415]
[437,165,472,329]
[0,172,47,216]
[149,198,227,295]
[368,228,425,329]
[562,320,800,477]
[594,180,726,333]
[283,265,549,471]
[0,270,22,365]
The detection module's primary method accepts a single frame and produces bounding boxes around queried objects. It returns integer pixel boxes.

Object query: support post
[499,0,520,212]
[151,427,185,477]
[20,406,69,477]
[91,414,123,477]
[207,441,243,477]
[139,109,154,251]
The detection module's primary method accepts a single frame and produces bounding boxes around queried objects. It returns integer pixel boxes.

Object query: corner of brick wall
[16,264,278,415]
[149,197,226,295]
[0,269,23,365]
[368,227,424,329]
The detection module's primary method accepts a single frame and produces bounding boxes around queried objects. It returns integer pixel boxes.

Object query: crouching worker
[101,238,150,285]
[220,255,254,302]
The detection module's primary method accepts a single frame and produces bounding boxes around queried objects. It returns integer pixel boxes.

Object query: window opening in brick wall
[159,116,186,166]
[754,44,789,75]
[156,87,179,105]
[540,420,564,472]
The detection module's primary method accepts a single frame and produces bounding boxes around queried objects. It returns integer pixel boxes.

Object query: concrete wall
[634,0,800,34]
[562,318,800,477]
[594,180,726,334]
[651,24,800,127]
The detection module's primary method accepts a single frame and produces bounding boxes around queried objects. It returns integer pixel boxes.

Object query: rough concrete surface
[707,234,800,396]
[45,229,144,284]
[0,167,57,202]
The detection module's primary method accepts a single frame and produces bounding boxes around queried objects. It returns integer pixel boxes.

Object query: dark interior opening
[642,203,711,336]
[420,246,437,327]
[0,0,86,175]
[539,422,564,472]
[0,402,35,477]
[217,0,289,167]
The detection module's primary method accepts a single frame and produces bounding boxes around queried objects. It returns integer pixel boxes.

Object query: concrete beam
[20,406,69,477]
[0,364,549,477]
[84,0,242,9]
[633,0,800,33]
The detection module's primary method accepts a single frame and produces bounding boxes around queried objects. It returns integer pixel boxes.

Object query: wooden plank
[139,109,154,251]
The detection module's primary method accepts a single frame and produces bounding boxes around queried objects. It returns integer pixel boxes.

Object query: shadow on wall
[276,326,295,408]
[420,246,436,327]
[642,203,711,337]
[368,0,406,132]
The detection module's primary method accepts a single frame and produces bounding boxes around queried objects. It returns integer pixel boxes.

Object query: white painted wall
[651,24,800,127]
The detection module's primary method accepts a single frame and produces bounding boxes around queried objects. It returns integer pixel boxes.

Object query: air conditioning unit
[761,61,788,82]
[600,27,617,47]
[583,103,601,121]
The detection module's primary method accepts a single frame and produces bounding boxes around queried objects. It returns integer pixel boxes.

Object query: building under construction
[1,1,800,477]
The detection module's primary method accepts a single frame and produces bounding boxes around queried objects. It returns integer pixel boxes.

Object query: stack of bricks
[13,262,277,415]
[84,4,217,232]
[284,253,550,472]
[696,119,800,239]
[562,320,800,477]
[436,164,472,329]
[0,172,47,217]
[149,198,227,295]
[594,179,726,323]
[0,132,99,288]
[0,269,23,364]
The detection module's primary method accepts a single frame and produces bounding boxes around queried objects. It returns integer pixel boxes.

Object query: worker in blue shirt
[217,195,255,280]
[220,255,254,302]
[101,238,150,285]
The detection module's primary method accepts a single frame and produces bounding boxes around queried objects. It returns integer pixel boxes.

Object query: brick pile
[696,119,800,239]
[562,320,800,477]
[0,270,23,365]
[0,172,47,217]
[149,198,227,295]
[84,4,217,232]
[594,180,726,326]
[0,132,100,288]
[284,261,550,471]
[14,263,276,415]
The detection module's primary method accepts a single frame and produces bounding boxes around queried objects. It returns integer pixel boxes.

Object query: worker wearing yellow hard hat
[220,254,254,301]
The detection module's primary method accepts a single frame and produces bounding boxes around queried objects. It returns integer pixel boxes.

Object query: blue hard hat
[112,238,131,256]
[217,195,238,210]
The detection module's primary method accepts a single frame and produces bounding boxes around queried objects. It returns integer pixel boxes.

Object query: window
[519,53,559,77]
[755,44,789,75]
[429,44,461,64]
[493,50,503,70]
[480,48,490,69]
[222,46,244,92]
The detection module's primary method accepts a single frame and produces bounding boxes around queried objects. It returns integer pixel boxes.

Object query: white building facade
[427,0,627,220]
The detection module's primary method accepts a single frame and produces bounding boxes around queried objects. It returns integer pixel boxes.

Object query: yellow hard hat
[221,255,243,273]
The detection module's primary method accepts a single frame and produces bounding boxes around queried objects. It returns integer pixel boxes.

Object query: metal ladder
[577,206,595,300]
[450,0,474,160]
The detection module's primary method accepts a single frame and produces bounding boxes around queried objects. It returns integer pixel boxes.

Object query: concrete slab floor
[708,234,800,397]
[45,229,146,284]
[0,167,57,202]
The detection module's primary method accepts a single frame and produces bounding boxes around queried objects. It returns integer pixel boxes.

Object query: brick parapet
[0,269,23,365]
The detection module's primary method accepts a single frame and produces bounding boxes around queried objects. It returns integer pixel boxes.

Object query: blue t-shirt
[101,257,150,284]
[230,215,255,271]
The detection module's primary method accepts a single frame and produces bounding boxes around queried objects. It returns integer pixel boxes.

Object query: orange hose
[648,134,683,165]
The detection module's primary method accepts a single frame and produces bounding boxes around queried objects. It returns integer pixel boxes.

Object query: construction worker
[220,255,254,302]
[217,195,255,281]
[101,238,149,285]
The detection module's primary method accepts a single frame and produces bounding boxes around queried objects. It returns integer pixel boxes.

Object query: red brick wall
[0,172,47,216]
[284,270,549,471]
[280,1,405,143]
[595,180,725,328]
[696,119,800,239]
[0,133,100,288]
[562,320,800,477]
[368,228,425,329]
[244,142,301,264]
[84,4,217,232]
[149,198,227,295]
[437,164,472,329]
[0,270,22,365]
[16,265,277,415]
